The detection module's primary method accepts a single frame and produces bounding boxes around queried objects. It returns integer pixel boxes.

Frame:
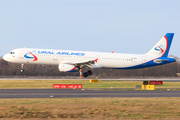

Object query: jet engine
[58,64,79,72]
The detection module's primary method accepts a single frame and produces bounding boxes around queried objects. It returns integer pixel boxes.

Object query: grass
[0,80,180,119]
[0,80,180,89]
[0,98,180,119]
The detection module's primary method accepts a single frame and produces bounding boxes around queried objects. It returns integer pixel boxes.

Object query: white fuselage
[2,33,176,75]
[3,48,156,69]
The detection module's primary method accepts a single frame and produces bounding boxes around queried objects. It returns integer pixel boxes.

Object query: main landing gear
[83,70,92,78]
[21,64,24,73]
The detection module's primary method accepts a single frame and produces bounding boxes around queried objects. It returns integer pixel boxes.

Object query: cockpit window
[10,52,15,54]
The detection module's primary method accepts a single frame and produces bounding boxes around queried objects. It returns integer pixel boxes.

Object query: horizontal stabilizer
[153,59,169,63]
[153,57,175,63]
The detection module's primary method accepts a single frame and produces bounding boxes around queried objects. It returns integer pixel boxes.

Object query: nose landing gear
[21,64,24,73]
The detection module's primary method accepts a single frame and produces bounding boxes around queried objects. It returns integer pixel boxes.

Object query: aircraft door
[142,56,146,65]
[19,50,24,59]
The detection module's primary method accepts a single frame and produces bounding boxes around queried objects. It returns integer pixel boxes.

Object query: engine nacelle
[58,64,79,72]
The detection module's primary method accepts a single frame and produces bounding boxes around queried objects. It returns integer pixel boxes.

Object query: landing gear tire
[21,69,24,73]
[83,72,88,78]
[87,70,92,76]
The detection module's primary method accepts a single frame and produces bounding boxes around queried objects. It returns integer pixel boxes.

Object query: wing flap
[60,60,95,65]
[59,59,101,69]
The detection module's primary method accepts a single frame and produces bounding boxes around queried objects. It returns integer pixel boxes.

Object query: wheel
[21,69,24,73]
[83,72,88,77]
[87,70,92,76]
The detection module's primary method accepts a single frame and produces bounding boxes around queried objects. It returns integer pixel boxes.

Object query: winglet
[94,58,98,63]
[112,51,115,53]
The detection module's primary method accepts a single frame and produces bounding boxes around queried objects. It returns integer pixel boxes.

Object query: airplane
[3,33,176,77]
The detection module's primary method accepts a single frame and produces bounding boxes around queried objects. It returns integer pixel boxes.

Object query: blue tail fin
[163,33,174,57]
[146,33,174,57]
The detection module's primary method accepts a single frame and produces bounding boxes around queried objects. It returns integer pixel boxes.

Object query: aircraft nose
[3,54,9,61]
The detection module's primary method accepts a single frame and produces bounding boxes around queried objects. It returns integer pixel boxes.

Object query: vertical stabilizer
[146,33,174,57]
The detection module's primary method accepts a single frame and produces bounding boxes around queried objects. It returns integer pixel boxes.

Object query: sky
[0,0,180,57]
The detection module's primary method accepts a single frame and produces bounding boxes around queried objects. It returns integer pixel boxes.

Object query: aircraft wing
[59,59,102,69]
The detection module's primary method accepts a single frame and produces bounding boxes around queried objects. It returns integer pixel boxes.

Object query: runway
[1,78,180,82]
[0,89,180,98]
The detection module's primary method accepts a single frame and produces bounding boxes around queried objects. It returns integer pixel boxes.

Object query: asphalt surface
[0,78,180,98]
[1,78,180,82]
[0,89,180,98]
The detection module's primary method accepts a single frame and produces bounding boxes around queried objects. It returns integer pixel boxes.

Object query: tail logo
[155,45,164,53]
[24,50,38,61]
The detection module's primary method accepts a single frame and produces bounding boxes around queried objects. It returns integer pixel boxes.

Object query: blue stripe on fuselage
[115,57,175,69]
